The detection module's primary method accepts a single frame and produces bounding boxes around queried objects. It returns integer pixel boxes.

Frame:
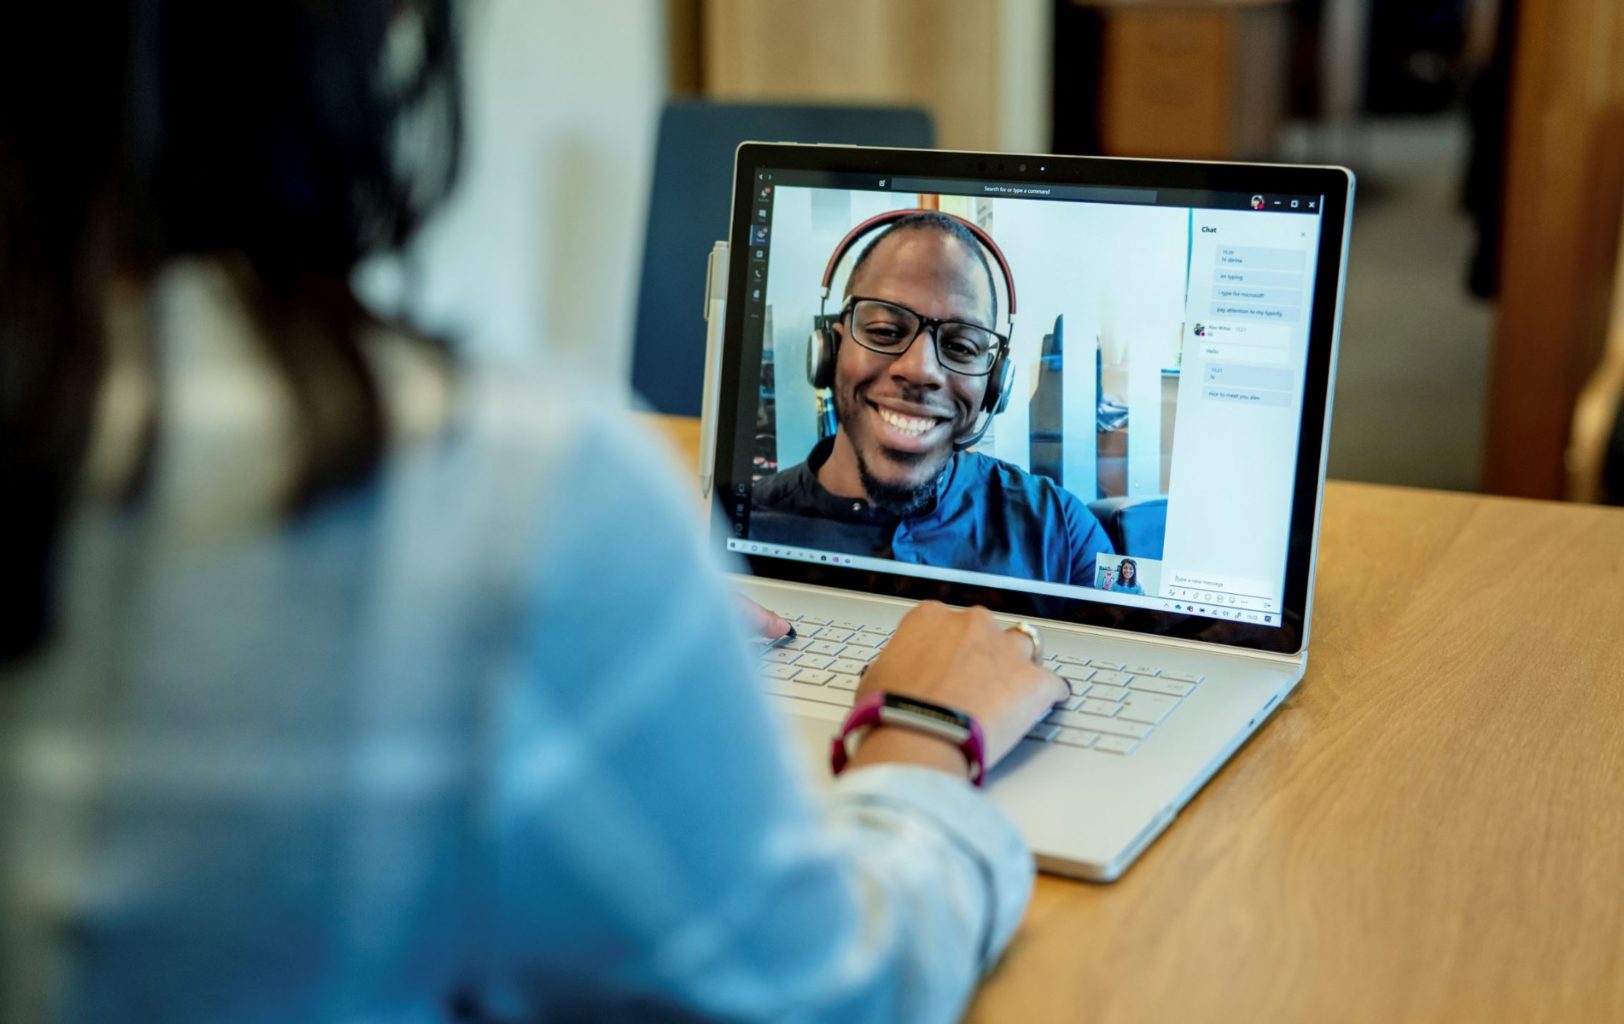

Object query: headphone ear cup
[807,317,838,390]
[987,350,1016,415]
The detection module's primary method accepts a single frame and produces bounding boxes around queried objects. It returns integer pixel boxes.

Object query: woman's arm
[492,406,1033,1022]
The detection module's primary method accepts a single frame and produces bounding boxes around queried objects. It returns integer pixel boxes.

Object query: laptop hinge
[736,575,1306,669]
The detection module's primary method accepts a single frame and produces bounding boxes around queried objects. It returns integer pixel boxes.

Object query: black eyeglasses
[841,297,1007,377]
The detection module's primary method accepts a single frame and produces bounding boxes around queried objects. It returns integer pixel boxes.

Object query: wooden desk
[646,416,1624,1020]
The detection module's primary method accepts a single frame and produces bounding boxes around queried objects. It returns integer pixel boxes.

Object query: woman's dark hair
[0,1,462,661]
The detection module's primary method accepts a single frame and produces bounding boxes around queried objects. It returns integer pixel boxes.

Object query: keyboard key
[1090,669,1132,686]
[1055,653,1091,666]
[806,640,846,657]
[794,653,833,670]
[1118,692,1180,725]
[761,649,800,664]
[1025,723,1062,742]
[1055,728,1099,748]
[1123,664,1160,677]
[815,627,854,642]
[793,669,832,685]
[761,663,801,680]
[1093,735,1140,755]
[798,616,831,626]
[848,631,889,648]
[1128,676,1195,698]
[1085,684,1130,701]
[781,635,814,651]
[1077,698,1122,717]
[1057,665,1095,683]
[840,646,880,663]
[1044,710,1152,738]
[1089,659,1125,671]
[1160,670,1204,683]
[766,679,852,708]
[826,673,861,691]
[1057,694,1085,711]
[1067,678,1093,696]
[829,658,867,676]
[831,619,865,630]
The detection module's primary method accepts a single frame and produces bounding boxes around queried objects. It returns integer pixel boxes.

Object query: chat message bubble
[1213,285,1303,306]
[1215,246,1305,271]
[1198,341,1287,366]
[1188,321,1289,346]
[1203,386,1291,408]
[1204,363,1293,391]
[1213,268,1303,288]
[1210,302,1300,322]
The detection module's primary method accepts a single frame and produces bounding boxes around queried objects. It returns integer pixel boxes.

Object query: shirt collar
[795,434,959,523]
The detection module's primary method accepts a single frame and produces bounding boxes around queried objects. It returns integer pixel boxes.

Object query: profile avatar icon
[1193,322,1207,337]
[1249,195,1265,211]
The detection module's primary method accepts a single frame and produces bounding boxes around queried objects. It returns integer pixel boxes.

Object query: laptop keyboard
[755,615,1205,756]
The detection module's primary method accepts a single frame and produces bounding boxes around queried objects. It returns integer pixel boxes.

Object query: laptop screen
[711,146,1352,655]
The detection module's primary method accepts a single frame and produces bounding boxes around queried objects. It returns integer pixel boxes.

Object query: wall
[700,0,1050,153]
[360,0,668,380]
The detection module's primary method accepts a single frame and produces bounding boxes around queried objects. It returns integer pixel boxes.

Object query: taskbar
[725,539,1281,627]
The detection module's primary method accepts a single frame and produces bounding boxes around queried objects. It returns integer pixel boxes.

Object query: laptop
[697,143,1353,881]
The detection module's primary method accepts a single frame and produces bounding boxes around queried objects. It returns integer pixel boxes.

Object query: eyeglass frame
[838,295,1010,378]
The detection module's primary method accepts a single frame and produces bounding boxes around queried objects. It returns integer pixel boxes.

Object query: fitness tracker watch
[830,691,987,786]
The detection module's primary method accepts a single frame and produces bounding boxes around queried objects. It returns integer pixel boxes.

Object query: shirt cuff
[826,763,1034,970]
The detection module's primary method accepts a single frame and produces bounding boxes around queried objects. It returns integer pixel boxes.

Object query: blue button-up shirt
[752,437,1114,587]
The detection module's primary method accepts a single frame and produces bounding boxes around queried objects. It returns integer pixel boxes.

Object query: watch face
[881,693,973,737]
[872,691,985,786]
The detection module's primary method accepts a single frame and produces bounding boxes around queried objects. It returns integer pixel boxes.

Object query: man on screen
[752,211,1114,586]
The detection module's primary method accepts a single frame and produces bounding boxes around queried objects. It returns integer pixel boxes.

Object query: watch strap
[830,691,987,786]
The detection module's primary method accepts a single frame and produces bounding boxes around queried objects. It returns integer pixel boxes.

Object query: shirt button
[851,501,863,512]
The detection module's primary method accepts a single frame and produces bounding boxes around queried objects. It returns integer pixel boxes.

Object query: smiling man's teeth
[877,408,939,437]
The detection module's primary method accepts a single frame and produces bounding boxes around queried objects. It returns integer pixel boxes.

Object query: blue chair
[631,101,934,416]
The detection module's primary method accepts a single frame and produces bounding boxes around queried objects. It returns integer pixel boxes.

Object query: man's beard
[854,446,940,516]
[837,388,952,517]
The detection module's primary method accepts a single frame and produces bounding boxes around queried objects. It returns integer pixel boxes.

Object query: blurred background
[361,0,1624,505]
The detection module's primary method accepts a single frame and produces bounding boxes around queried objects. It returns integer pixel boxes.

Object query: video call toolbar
[755,169,1322,215]
[727,541,1276,625]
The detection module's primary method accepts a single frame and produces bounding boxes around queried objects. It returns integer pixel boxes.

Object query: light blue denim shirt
[0,360,1034,1022]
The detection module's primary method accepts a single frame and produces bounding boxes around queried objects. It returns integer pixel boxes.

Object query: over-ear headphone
[806,209,1019,451]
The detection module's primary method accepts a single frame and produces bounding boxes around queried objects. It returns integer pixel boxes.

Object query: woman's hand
[850,602,1067,777]
[739,596,794,640]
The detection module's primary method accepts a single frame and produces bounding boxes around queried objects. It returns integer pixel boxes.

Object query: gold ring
[1008,620,1042,664]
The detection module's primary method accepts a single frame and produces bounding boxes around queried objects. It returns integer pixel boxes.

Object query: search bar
[889,177,1157,205]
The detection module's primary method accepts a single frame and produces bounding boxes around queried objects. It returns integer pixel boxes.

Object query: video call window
[747,188,1187,589]
[735,180,1320,622]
